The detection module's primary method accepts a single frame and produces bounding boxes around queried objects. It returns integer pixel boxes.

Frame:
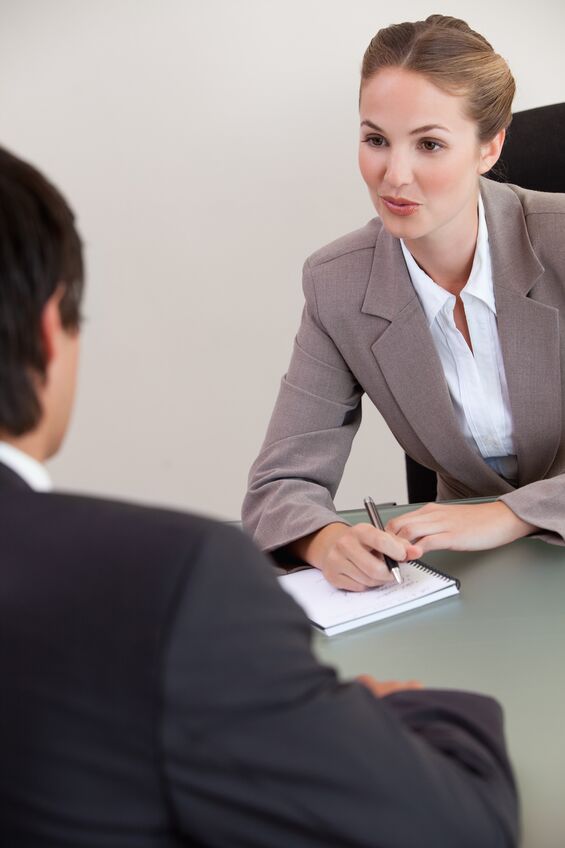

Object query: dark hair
[360,15,515,143]
[0,146,84,435]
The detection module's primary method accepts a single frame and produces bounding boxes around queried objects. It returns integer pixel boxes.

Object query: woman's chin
[379,212,426,240]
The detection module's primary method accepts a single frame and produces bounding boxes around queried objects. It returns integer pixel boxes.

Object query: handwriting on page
[280,561,449,625]
[279,560,457,633]
[324,562,424,603]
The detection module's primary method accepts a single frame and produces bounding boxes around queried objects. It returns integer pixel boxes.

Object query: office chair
[405,102,565,503]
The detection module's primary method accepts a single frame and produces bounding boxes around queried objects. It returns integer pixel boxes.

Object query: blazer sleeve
[500,475,565,545]
[160,524,518,848]
[242,258,364,553]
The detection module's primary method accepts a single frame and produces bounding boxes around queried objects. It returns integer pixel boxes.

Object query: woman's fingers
[386,503,442,541]
[385,501,537,552]
[413,532,454,555]
[310,522,427,591]
[322,523,417,589]
[324,549,390,589]
[331,571,373,592]
[353,523,414,561]
[337,525,401,582]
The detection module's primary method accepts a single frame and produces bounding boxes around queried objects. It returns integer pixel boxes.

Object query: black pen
[363,496,403,585]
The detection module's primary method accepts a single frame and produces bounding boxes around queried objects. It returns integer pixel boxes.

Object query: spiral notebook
[278,560,460,636]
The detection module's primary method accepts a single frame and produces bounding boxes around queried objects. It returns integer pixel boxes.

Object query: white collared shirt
[400,196,518,484]
[0,441,52,491]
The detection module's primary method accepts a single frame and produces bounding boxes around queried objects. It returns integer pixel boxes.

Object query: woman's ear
[478,128,506,175]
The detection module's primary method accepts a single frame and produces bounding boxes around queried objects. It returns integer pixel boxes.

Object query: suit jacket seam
[293,336,352,375]
[153,531,208,837]
[308,243,377,270]
[304,258,327,336]
[524,210,565,217]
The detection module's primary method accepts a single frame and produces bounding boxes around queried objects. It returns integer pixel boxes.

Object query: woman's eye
[364,135,386,147]
[420,139,442,152]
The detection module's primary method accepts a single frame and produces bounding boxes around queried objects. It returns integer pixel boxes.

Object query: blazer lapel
[482,178,561,486]
[361,224,510,494]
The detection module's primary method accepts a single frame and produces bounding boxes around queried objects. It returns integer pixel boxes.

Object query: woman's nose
[383,151,413,188]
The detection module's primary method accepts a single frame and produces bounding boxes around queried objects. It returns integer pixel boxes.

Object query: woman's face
[358,67,499,245]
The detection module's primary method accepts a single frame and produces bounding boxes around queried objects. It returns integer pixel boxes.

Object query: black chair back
[488,102,565,192]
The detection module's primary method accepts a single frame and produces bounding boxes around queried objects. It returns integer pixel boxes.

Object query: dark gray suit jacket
[0,462,517,846]
[243,179,565,552]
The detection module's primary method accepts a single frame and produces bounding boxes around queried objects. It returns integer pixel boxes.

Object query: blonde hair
[360,15,515,142]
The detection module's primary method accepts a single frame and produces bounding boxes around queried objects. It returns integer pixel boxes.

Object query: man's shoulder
[305,218,381,271]
[5,489,248,565]
[41,493,286,629]
[48,490,215,526]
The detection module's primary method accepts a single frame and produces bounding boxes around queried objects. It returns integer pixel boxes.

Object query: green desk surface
[311,505,565,848]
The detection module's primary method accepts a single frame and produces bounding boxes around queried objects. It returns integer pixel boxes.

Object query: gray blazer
[243,178,565,553]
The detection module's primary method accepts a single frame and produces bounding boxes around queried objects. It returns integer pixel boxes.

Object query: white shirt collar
[0,442,52,491]
[400,194,495,328]
[462,195,495,312]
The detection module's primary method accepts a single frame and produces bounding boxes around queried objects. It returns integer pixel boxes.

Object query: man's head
[0,146,84,459]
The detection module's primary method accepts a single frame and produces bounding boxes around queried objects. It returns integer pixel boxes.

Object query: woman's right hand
[291,522,422,591]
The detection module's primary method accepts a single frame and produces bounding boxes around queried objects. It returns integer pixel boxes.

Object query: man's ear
[40,287,65,367]
[478,128,506,175]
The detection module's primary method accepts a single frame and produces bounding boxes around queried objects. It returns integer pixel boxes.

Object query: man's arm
[160,523,518,847]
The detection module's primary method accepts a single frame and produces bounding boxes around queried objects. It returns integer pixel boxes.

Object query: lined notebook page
[279,561,458,632]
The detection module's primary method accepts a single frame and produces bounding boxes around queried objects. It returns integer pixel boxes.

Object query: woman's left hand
[386,500,537,554]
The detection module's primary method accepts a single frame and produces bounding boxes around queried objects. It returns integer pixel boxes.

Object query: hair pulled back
[361,15,515,142]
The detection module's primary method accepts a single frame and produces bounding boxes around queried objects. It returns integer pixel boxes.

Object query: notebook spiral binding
[412,559,460,586]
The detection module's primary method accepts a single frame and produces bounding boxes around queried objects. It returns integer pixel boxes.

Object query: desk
[312,505,565,848]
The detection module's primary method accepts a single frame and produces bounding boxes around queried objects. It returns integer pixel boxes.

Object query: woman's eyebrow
[360,119,451,134]
[409,123,451,134]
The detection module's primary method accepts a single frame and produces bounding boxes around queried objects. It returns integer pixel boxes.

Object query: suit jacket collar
[359,178,558,492]
[0,460,33,492]
[361,224,412,321]
[480,176,544,295]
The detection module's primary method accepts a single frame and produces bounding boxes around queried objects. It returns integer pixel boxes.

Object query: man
[0,146,518,847]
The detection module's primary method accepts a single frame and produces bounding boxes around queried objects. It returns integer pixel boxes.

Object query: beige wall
[1,0,564,519]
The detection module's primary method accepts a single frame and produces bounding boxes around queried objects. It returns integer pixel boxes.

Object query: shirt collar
[0,442,52,492]
[462,194,496,313]
[400,194,495,328]
[400,239,450,327]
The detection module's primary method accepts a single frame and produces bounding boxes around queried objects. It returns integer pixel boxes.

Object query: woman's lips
[380,196,421,217]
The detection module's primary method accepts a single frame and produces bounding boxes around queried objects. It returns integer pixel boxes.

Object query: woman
[242,15,565,591]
